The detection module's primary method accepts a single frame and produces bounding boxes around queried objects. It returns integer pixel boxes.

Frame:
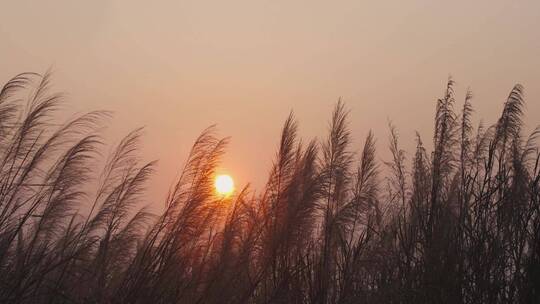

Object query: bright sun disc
[215,174,234,196]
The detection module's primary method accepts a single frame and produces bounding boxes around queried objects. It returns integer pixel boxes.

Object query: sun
[215,174,234,196]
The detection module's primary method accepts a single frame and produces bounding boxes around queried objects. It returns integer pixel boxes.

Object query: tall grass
[0,73,539,303]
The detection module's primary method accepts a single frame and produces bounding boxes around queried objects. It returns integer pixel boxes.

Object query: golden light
[215,174,234,196]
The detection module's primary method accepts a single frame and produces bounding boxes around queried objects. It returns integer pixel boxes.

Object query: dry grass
[0,73,539,303]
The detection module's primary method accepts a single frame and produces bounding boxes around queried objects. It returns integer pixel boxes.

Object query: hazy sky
[1,1,539,200]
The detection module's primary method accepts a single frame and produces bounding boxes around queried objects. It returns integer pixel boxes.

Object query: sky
[1,1,539,203]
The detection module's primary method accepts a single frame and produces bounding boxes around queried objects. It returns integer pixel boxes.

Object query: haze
[1,0,539,200]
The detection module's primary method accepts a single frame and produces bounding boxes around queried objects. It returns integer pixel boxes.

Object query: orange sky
[1,1,539,201]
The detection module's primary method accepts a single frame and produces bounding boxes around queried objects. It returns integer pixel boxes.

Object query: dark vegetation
[1,72,540,303]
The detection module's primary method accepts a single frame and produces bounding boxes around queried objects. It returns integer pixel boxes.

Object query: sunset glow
[2,1,540,302]
[215,174,234,196]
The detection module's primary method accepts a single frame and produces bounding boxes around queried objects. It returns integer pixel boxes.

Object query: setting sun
[215,174,234,196]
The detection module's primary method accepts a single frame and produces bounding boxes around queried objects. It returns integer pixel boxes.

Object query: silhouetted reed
[0,73,539,303]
